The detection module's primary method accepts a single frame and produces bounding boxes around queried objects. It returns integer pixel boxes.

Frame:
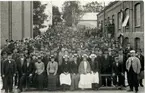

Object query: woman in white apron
[78,54,92,89]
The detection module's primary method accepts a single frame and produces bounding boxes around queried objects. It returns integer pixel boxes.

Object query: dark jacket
[88,58,99,72]
[16,57,26,76]
[112,62,123,75]
[21,61,34,76]
[137,54,144,71]
[101,55,113,74]
[70,60,79,74]
[61,61,70,73]
[2,59,16,76]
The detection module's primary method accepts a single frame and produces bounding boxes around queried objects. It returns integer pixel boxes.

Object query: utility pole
[103,2,105,38]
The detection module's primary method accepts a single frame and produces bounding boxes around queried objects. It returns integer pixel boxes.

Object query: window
[135,4,141,26]
[112,15,115,24]
[118,12,121,29]
[135,37,140,51]
[123,37,129,48]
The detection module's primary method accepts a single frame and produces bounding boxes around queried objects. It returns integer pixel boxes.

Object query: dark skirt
[48,74,57,91]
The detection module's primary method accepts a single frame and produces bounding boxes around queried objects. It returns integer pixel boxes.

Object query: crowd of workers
[1,34,144,93]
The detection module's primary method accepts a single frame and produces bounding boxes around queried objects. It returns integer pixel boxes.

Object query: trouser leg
[19,75,26,91]
[128,71,133,90]
[132,73,138,92]
[107,77,111,86]
[2,77,5,89]
[5,76,8,92]
[113,76,117,86]
[102,76,106,86]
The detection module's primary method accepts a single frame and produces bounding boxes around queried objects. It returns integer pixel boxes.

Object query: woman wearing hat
[89,53,99,90]
[34,56,45,90]
[59,55,71,91]
[78,54,92,89]
[70,54,80,90]
[47,55,58,91]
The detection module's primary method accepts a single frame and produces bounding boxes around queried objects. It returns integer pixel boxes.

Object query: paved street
[20,87,145,93]
[0,78,145,93]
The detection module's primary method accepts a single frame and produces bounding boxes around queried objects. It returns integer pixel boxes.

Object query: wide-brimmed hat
[63,55,69,58]
[89,54,97,58]
[50,55,55,59]
[130,50,135,53]
[73,54,78,58]
[82,54,88,58]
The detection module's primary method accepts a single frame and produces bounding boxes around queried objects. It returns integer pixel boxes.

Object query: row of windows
[98,3,141,31]
[123,37,141,51]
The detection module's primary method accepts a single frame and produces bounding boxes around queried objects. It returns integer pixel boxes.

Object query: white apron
[60,73,71,85]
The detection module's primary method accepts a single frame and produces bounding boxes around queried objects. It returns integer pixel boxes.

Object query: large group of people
[1,35,144,93]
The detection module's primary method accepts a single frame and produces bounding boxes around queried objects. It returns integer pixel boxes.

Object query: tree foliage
[62,1,83,26]
[83,1,103,12]
[52,6,62,26]
[33,1,48,37]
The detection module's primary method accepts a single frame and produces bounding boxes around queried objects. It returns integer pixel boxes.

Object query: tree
[52,6,62,26]
[33,1,48,37]
[83,1,103,12]
[62,1,83,26]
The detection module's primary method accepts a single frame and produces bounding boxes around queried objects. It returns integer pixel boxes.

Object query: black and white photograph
[0,0,144,93]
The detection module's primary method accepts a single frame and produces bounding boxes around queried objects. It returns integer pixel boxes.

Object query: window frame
[135,3,141,27]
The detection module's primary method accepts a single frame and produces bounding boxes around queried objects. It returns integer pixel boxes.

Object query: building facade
[0,1,33,47]
[97,1,144,52]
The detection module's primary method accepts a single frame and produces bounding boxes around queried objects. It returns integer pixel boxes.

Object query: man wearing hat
[19,56,34,91]
[47,55,58,91]
[34,56,45,90]
[136,49,144,87]
[126,50,141,93]
[101,49,113,86]
[1,52,7,90]
[112,56,124,89]
[2,53,16,93]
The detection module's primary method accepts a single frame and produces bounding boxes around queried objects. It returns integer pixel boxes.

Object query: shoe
[135,91,138,93]
[127,89,133,92]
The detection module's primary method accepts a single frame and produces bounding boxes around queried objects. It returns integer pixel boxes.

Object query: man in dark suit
[101,50,113,86]
[16,52,26,89]
[136,49,144,87]
[1,52,7,90]
[2,53,16,93]
[19,56,34,91]
[112,56,124,89]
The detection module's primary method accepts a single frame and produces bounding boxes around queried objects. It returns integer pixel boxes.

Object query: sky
[41,0,115,12]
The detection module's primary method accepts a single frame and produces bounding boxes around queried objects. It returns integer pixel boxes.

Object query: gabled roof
[79,12,98,21]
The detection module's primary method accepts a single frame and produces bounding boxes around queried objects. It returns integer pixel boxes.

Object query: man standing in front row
[2,53,16,93]
[126,50,141,93]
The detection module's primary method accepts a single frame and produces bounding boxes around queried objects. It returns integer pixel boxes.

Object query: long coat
[78,61,91,74]
[126,57,141,74]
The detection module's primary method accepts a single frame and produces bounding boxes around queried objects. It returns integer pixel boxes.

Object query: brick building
[0,1,33,48]
[97,1,144,52]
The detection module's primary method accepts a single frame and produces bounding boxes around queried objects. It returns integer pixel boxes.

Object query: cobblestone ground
[0,77,144,93]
